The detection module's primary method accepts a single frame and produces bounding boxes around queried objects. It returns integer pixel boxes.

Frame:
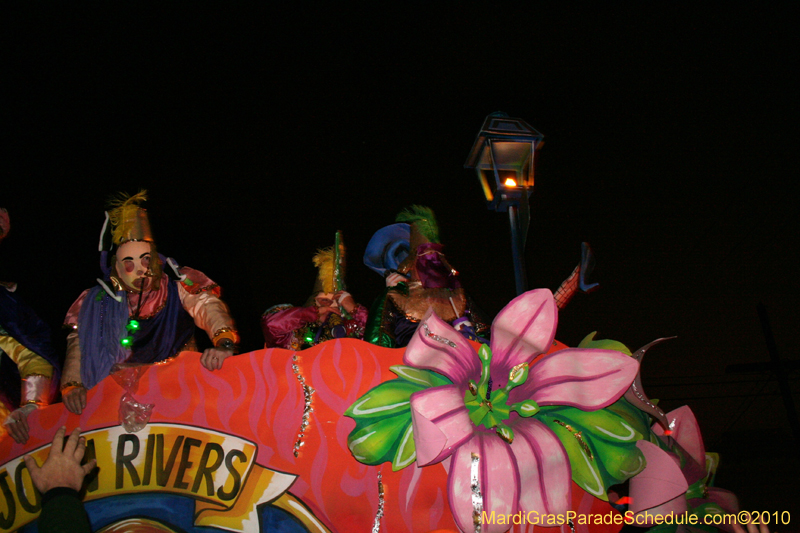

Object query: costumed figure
[60,192,239,415]
[261,232,368,350]
[363,206,489,348]
[0,207,60,444]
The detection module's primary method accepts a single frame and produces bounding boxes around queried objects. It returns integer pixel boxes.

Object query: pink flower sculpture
[406,289,639,533]
[629,406,739,532]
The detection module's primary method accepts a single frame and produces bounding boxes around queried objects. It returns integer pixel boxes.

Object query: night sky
[3,5,798,518]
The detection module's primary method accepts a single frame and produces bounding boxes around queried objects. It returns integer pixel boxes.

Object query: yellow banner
[0,424,300,532]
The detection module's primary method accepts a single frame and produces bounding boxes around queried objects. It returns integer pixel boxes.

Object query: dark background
[3,5,798,523]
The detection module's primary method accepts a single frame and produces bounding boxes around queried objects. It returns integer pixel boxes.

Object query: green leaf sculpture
[344,365,451,471]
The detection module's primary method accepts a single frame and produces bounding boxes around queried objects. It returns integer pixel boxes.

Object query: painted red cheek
[123,261,135,273]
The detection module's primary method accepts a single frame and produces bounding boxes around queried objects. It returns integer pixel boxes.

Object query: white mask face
[115,240,152,290]
[314,292,338,310]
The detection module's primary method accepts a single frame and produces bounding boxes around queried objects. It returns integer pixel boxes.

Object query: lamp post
[465,112,544,295]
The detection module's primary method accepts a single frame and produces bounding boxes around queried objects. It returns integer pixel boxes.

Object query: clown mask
[114,240,153,291]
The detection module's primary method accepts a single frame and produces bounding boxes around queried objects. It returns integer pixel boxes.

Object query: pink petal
[629,440,688,514]
[704,487,742,532]
[655,405,706,468]
[410,385,473,466]
[653,406,707,485]
[509,418,572,515]
[510,348,638,410]
[446,431,519,533]
[404,310,480,387]
[490,289,557,377]
[706,487,739,514]
[634,495,688,525]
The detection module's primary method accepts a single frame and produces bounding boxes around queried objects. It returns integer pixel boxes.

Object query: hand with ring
[201,346,233,371]
[63,385,88,415]
[3,404,37,444]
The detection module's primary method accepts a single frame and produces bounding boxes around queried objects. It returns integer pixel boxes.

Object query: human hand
[385,272,407,287]
[334,291,356,314]
[3,404,37,444]
[732,517,771,533]
[316,306,341,322]
[63,386,87,415]
[201,347,233,371]
[24,426,97,494]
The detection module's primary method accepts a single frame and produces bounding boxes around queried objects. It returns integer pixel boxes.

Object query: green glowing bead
[121,336,133,347]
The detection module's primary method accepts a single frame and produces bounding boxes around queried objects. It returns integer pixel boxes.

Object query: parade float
[1,114,738,532]
[1,288,738,533]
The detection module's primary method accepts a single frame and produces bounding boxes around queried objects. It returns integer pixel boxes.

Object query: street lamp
[465,112,544,295]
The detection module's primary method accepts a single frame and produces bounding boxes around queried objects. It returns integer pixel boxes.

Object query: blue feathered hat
[363,223,411,277]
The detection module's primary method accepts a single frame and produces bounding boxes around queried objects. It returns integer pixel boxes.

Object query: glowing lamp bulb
[504,178,517,187]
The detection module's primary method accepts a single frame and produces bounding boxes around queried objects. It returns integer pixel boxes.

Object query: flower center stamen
[463,345,541,443]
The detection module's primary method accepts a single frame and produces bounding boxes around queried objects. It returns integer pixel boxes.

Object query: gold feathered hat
[107,190,154,246]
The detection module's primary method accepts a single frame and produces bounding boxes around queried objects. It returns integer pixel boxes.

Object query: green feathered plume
[396,205,440,244]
